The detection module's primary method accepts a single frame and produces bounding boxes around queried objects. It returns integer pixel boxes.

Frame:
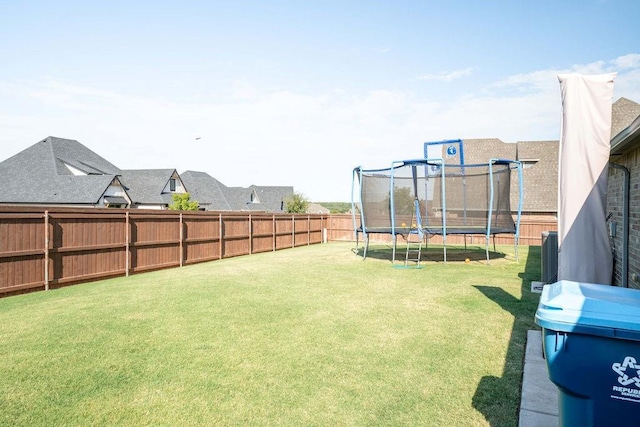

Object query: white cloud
[1,54,639,201]
[415,68,475,82]
[613,54,640,69]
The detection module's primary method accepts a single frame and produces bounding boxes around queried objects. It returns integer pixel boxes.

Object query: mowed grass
[0,242,541,426]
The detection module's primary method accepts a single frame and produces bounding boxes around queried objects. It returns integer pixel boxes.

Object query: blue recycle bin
[535,280,640,427]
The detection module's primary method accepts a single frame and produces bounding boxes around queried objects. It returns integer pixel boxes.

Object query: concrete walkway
[519,330,559,427]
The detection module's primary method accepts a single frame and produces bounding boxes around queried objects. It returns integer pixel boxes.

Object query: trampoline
[352,158,523,264]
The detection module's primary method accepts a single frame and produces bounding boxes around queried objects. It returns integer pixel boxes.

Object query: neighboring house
[307,203,330,214]
[455,138,517,164]
[423,98,640,288]
[515,140,559,220]
[180,170,233,211]
[119,169,187,210]
[179,171,293,213]
[0,136,130,208]
[230,185,294,212]
[450,138,557,220]
[0,138,296,212]
[607,97,640,288]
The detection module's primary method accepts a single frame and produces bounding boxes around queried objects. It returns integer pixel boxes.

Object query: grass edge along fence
[0,206,328,297]
[1,208,556,297]
[328,213,557,246]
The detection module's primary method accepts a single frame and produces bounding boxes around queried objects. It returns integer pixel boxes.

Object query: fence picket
[0,208,556,297]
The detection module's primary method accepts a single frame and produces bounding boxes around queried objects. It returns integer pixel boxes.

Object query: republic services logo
[612,357,640,388]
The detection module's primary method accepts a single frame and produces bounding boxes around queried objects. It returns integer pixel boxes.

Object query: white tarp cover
[557,73,616,285]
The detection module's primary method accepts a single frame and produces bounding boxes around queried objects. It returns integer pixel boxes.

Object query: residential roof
[119,169,181,206]
[516,140,559,212]
[611,97,640,139]
[307,203,330,214]
[181,171,293,212]
[459,138,517,164]
[0,136,123,204]
[610,97,640,156]
[242,185,294,212]
[180,170,233,210]
[426,138,516,165]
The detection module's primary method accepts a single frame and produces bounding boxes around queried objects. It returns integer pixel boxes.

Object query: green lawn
[0,242,541,426]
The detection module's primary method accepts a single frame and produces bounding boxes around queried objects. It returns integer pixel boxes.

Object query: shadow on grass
[352,243,508,264]
[471,245,542,426]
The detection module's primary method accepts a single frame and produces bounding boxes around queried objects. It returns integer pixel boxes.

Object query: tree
[284,192,310,213]
[385,187,414,215]
[169,193,199,211]
[318,202,351,213]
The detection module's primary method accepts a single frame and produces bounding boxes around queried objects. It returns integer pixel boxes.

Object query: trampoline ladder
[404,233,423,267]
[403,198,424,267]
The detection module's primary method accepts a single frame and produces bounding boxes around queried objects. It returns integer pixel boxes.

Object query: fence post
[249,213,253,255]
[291,215,295,248]
[212,212,217,260]
[307,214,311,246]
[219,213,223,259]
[272,215,276,251]
[125,211,130,276]
[44,210,49,291]
[179,213,184,267]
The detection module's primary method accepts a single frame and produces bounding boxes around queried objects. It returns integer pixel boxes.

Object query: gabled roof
[428,138,557,213]
[459,138,517,164]
[180,170,233,210]
[516,140,559,212]
[119,169,181,206]
[610,97,640,156]
[181,170,293,212]
[0,136,123,204]
[611,97,640,139]
[307,203,330,214]
[241,185,293,212]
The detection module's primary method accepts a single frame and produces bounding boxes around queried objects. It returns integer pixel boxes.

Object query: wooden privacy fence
[0,207,327,296]
[325,214,558,246]
[1,209,557,297]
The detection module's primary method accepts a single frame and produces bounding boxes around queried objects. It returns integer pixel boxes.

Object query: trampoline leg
[425,235,429,258]
[363,235,370,260]
[443,236,447,264]
[485,236,490,265]
[392,234,397,264]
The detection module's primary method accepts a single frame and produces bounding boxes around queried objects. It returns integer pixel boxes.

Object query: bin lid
[535,280,640,341]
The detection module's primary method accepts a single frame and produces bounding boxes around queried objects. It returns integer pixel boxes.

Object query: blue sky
[1,1,640,202]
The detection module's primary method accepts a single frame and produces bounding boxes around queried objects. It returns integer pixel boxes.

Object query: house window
[169,179,176,192]
[104,196,128,208]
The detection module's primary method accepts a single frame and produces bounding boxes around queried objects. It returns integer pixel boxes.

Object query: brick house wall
[607,98,640,288]
[608,151,640,289]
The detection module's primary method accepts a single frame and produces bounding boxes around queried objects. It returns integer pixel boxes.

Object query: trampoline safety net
[355,160,517,237]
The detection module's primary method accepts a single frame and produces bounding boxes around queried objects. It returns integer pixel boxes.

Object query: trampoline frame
[352,158,523,264]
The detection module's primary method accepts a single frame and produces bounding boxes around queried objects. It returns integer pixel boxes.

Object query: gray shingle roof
[516,140,559,212]
[181,171,293,212]
[243,185,293,212]
[427,138,557,213]
[611,97,640,139]
[0,136,122,204]
[459,138,517,164]
[119,169,181,206]
[181,170,233,210]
